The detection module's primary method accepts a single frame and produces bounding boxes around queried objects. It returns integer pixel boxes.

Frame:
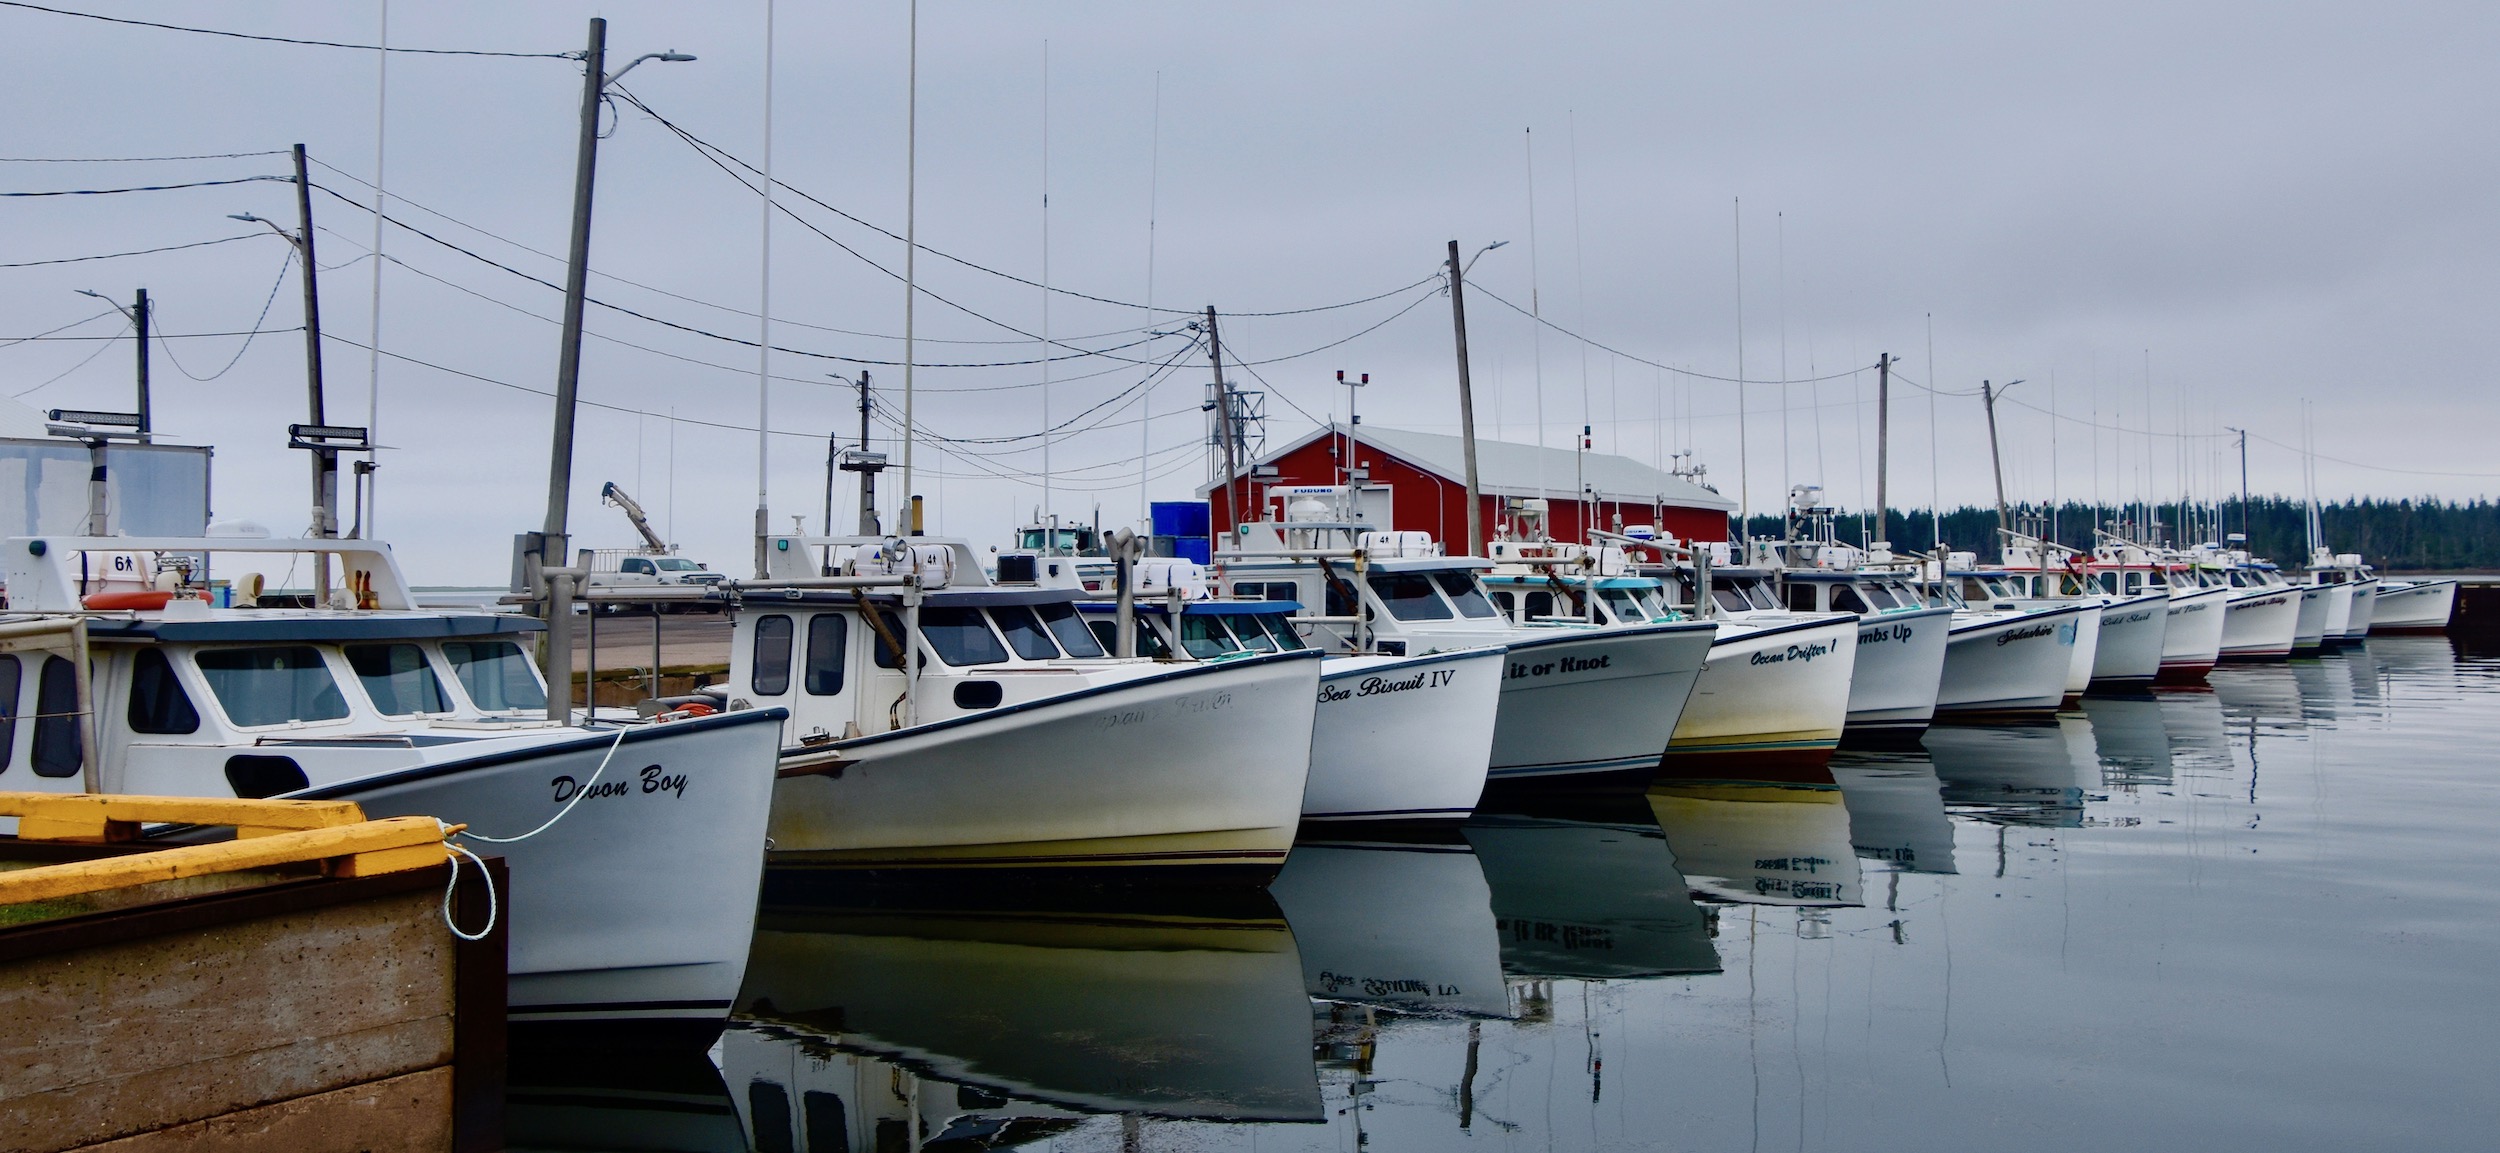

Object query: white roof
[1210,423,1736,512]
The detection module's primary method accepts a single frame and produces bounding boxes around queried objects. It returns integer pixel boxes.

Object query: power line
[0,308,118,347]
[1472,282,1873,385]
[150,251,295,382]
[614,87,1447,320]
[0,150,289,163]
[0,2,572,58]
[0,175,285,197]
[0,233,262,268]
[10,314,124,397]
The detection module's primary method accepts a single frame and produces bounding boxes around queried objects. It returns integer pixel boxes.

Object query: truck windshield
[657,558,700,571]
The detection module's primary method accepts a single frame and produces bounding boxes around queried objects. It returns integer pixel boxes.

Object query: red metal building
[1198,423,1734,548]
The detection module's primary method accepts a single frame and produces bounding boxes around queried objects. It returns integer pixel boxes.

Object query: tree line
[1739,496,2500,572]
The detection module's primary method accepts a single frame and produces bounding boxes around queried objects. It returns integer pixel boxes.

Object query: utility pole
[131,289,151,443]
[1206,306,1244,532]
[540,17,609,719]
[845,371,883,535]
[1981,379,2010,555]
[292,145,335,548]
[1872,352,1889,548]
[2226,425,2249,541]
[1446,240,1484,555]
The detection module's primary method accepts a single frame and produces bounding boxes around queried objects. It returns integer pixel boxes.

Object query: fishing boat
[1613,559,1860,770]
[731,535,1318,883]
[1924,560,2105,705]
[1213,496,1715,790]
[2085,533,2230,684]
[2185,544,2302,661]
[1073,567,1503,824]
[0,534,782,1043]
[1903,555,2089,720]
[1735,493,1954,745]
[2302,550,2382,642]
[1993,532,2172,691]
[2372,575,2459,634]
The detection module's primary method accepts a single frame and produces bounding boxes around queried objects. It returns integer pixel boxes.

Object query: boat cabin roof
[1073,598,1303,617]
[84,610,539,645]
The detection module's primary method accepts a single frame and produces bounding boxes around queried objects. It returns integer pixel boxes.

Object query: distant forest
[1736,496,2500,572]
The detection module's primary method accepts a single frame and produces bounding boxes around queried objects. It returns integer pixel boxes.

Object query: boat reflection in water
[1923,718,2100,827]
[1646,782,1865,907]
[1463,805,1722,979]
[505,1046,748,1153]
[1828,754,1958,875]
[1270,840,1510,1019]
[722,889,1323,1150]
[2080,695,2175,789]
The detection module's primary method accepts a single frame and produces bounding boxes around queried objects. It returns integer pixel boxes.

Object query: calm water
[509,636,2500,1152]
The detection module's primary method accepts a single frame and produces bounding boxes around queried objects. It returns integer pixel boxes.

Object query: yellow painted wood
[0,816,448,905]
[0,793,369,843]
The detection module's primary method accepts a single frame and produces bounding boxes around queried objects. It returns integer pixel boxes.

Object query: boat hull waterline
[1485,621,1717,787]
[2220,588,2301,662]
[300,708,785,1034]
[1307,648,1506,822]
[1934,604,2086,720]
[1665,615,1859,770]
[2156,587,2232,684]
[2371,579,2457,634]
[2087,592,2170,689]
[766,650,1321,880]
[1840,606,1953,746]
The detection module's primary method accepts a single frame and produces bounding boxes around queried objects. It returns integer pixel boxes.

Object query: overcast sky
[4,2,2495,582]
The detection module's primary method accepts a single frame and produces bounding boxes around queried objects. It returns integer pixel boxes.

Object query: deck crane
[601,481,668,554]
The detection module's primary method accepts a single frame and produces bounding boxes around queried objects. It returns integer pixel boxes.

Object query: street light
[1980,378,2028,546]
[1464,239,1509,276]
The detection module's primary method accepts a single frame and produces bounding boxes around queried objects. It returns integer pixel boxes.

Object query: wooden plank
[0,794,369,844]
[0,887,456,1150]
[0,818,446,905]
[58,1067,454,1153]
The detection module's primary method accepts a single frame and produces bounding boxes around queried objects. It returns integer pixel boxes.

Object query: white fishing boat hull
[2157,586,2232,683]
[2292,585,2331,652]
[1842,606,1953,745]
[2372,578,2457,634]
[2088,592,2170,689]
[1664,615,1858,770]
[1935,604,2085,719]
[2315,581,2356,645]
[2059,607,2104,699]
[2220,587,2300,661]
[765,650,1320,880]
[1307,649,1505,822]
[300,709,785,1037]
[1486,620,1717,787]
[2338,577,2381,639]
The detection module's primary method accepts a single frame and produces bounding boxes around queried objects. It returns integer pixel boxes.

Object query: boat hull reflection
[1463,808,1721,978]
[1271,840,1509,1018]
[733,894,1322,1124]
[1646,783,1864,907]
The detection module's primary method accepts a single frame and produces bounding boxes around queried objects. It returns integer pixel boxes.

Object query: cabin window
[1785,584,1818,613]
[1036,602,1104,657]
[196,647,349,728]
[1600,588,1647,623]
[988,605,1062,660]
[749,1081,795,1153]
[802,1091,849,1153]
[128,648,202,734]
[1711,587,1751,613]
[31,656,81,777]
[1856,583,1896,609]
[1177,614,1242,659]
[345,644,447,717]
[1086,618,1170,659]
[444,640,549,712]
[1255,614,1308,651]
[804,615,847,696]
[1831,585,1871,614]
[1525,591,1556,618]
[1490,589,1516,617]
[1225,614,1280,653]
[750,615,795,695]
[919,607,1008,667]
[1432,572,1500,619]
[868,610,911,669]
[1367,573,1453,621]
[0,654,17,770]
[1322,572,1358,618]
[1234,581,1297,602]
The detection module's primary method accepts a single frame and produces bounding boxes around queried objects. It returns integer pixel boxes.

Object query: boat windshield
[1835,583,1877,613]
[1177,613,1244,659]
[196,646,349,727]
[1035,602,1105,658]
[443,640,548,712]
[345,643,449,717]
[988,605,1063,660]
[1599,587,1648,623]
[1368,573,1454,621]
[1085,617,1170,659]
[919,606,1009,666]
[1431,571,1501,619]
[1252,613,1307,651]
[1214,612,1278,653]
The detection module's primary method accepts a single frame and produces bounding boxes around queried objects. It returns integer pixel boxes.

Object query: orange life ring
[659,700,718,722]
[82,589,189,611]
